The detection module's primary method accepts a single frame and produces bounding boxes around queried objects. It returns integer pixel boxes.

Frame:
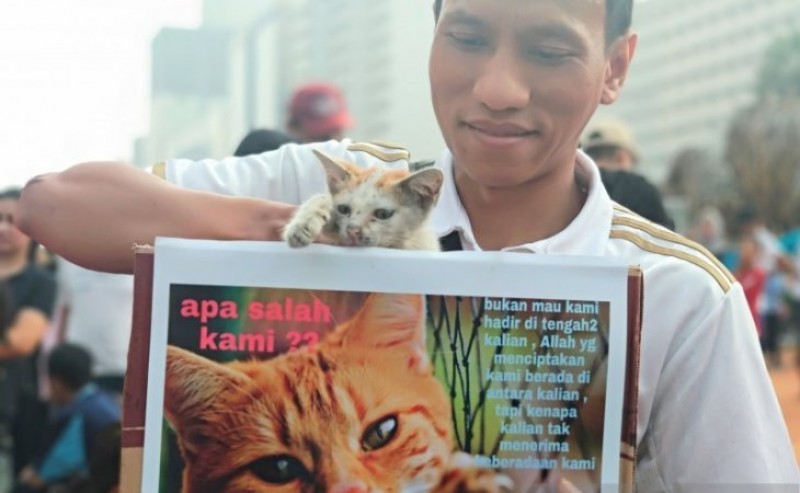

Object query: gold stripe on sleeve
[609,229,731,293]
[612,215,736,284]
[347,142,410,163]
[368,140,408,151]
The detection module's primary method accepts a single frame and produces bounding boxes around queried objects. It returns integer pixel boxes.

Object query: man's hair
[432,0,633,44]
[0,188,22,201]
[48,343,93,391]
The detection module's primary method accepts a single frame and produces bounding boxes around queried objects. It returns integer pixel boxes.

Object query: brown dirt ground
[769,347,800,464]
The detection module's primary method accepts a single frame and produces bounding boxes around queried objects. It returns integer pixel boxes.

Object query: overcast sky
[0,0,202,189]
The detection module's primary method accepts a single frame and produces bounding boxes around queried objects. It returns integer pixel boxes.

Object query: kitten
[282,150,444,251]
[164,293,512,493]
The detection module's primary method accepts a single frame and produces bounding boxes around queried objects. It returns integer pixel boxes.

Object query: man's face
[0,198,30,257]
[429,0,633,189]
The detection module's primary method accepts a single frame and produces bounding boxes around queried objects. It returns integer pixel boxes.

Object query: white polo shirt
[158,141,799,490]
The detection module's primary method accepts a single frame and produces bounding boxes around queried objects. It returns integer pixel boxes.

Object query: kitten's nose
[330,480,368,493]
[346,225,362,241]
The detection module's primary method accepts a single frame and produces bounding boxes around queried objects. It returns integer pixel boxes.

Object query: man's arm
[18,162,295,274]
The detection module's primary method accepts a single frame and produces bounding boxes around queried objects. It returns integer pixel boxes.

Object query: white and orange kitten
[283,150,444,251]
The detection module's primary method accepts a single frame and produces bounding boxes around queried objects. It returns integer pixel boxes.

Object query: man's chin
[454,164,538,190]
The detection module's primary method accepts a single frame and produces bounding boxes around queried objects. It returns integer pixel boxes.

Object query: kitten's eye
[248,455,309,484]
[362,415,398,451]
[337,204,352,215]
[373,208,395,220]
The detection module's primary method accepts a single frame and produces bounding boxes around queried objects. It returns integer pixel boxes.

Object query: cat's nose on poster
[329,480,368,493]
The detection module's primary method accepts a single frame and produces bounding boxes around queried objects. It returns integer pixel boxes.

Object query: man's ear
[601,33,638,105]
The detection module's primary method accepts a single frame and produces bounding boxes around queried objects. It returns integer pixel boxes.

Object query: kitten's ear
[164,346,249,427]
[345,293,430,373]
[313,149,353,194]
[396,168,444,210]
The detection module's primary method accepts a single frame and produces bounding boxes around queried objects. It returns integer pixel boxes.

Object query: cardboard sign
[122,240,642,493]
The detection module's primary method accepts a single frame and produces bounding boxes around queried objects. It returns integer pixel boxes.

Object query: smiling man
[17,0,799,491]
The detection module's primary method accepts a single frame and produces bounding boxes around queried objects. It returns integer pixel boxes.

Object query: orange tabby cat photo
[163,293,513,493]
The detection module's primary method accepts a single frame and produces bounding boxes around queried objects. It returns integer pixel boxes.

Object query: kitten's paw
[283,217,325,248]
[283,195,333,248]
[435,453,514,493]
[283,222,318,248]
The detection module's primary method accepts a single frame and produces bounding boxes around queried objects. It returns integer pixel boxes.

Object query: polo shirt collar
[432,148,613,256]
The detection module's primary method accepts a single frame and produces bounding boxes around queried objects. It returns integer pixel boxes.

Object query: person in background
[734,234,767,340]
[581,118,638,172]
[761,270,787,369]
[687,206,728,261]
[0,281,13,493]
[14,343,119,493]
[725,205,790,274]
[582,119,674,229]
[286,82,354,143]
[233,128,296,157]
[0,188,55,481]
[54,258,132,397]
[778,226,800,381]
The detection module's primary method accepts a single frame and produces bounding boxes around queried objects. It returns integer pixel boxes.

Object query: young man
[17,0,800,490]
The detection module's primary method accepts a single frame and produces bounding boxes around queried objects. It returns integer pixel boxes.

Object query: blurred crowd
[0,188,125,493]
[694,205,800,375]
[582,118,800,379]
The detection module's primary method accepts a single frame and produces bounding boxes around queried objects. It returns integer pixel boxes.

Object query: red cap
[288,83,354,137]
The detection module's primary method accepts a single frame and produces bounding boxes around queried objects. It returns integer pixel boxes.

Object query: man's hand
[18,465,46,489]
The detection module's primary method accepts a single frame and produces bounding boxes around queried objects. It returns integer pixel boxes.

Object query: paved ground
[769,347,800,463]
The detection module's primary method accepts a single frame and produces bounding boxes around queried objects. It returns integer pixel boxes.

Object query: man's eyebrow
[439,8,488,29]
[521,24,586,45]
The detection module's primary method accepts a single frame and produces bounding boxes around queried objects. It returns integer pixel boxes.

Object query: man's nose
[472,48,530,112]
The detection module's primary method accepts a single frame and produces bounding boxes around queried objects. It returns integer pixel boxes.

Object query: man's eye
[527,47,572,62]
[446,32,487,50]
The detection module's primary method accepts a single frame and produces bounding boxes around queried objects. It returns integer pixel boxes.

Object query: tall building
[596,0,800,181]
[275,0,443,161]
[136,0,275,166]
[137,0,444,166]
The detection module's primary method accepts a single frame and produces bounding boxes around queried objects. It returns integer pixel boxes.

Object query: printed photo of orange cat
[163,293,513,493]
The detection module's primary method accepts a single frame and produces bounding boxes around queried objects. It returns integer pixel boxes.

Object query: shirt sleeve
[158,139,411,204]
[636,283,799,491]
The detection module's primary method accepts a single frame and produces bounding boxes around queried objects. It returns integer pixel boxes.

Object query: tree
[722,32,800,232]
[757,31,800,99]
[724,97,800,232]
[664,147,736,217]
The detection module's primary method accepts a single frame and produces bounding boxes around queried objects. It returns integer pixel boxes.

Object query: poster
[141,239,631,493]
